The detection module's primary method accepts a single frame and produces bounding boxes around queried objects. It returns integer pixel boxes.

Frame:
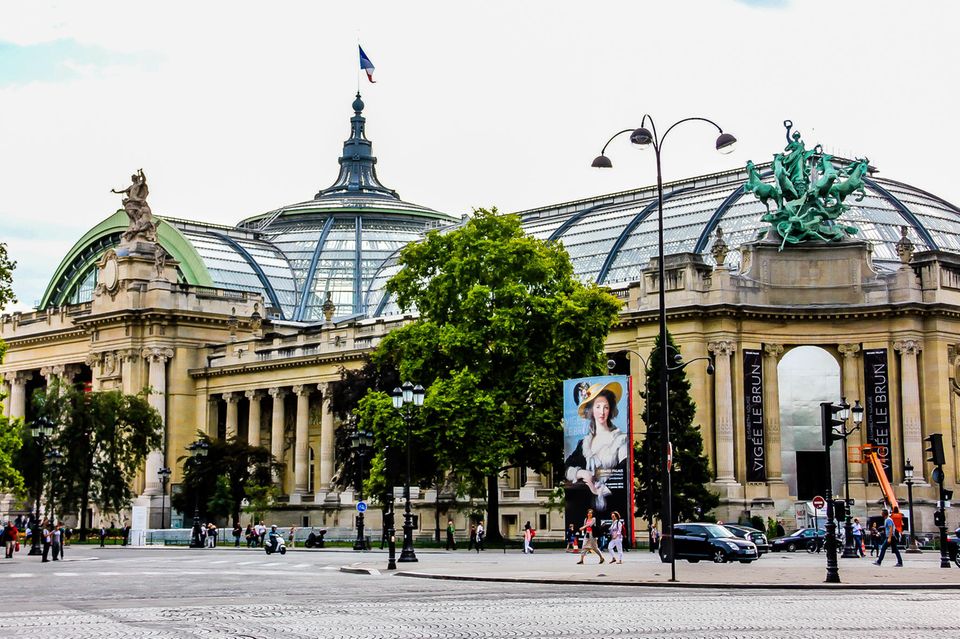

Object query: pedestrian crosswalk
[1,554,342,580]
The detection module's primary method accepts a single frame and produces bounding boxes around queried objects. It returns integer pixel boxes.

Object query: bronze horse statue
[744,160,782,213]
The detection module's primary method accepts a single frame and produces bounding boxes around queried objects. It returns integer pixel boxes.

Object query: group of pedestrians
[243,522,269,548]
[575,508,625,565]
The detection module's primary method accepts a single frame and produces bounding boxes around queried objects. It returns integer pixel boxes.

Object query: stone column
[838,343,864,483]
[708,340,737,483]
[224,392,240,441]
[763,343,785,483]
[895,340,925,483]
[141,347,173,496]
[268,387,287,486]
[292,385,310,495]
[1,377,10,418]
[246,390,262,448]
[318,384,335,492]
[5,371,32,419]
[523,468,542,488]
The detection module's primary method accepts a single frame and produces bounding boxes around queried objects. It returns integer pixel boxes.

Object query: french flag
[359,45,376,83]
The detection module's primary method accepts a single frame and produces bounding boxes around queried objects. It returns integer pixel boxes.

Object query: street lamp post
[592,116,735,584]
[903,459,921,553]
[157,467,172,530]
[187,439,209,549]
[392,381,425,563]
[28,417,55,556]
[350,425,374,551]
[46,448,62,525]
[608,347,714,554]
[834,399,864,559]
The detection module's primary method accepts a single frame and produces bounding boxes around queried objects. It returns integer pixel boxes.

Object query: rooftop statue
[745,121,865,249]
[112,168,157,244]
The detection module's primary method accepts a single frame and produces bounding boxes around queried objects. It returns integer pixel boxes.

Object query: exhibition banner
[563,375,634,543]
[743,349,766,482]
[863,348,893,482]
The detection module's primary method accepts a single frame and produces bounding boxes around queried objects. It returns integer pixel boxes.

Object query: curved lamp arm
[659,116,725,149]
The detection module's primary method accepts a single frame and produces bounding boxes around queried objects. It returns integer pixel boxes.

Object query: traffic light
[820,402,845,447]
[925,433,946,466]
[934,510,945,527]
[833,499,846,522]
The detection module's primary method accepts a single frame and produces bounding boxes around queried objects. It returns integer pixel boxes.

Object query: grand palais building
[3,95,959,540]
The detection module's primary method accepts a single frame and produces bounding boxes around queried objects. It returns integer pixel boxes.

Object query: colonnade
[215,383,335,497]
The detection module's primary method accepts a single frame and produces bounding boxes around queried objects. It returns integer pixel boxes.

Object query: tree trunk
[484,474,503,544]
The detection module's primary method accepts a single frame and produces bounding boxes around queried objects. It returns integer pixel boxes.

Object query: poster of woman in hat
[563,376,633,536]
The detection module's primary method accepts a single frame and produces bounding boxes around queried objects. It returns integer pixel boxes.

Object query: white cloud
[1,0,958,308]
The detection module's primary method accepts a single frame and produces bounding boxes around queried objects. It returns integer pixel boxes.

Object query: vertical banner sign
[743,349,766,482]
[563,375,634,543]
[863,349,893,482]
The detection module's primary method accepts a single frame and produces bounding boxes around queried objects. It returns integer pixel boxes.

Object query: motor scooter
[264,534,287,555]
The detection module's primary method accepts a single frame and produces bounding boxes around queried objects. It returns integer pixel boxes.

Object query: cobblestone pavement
[0,547,957,638]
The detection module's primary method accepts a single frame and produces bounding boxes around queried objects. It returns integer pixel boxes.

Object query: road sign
[356,501,367,513]
[812,495,826,510]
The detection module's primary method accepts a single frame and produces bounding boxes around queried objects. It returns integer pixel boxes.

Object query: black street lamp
[833,398,864,559]
[391,381,425,563]
[350,425,374,551]
[903,459,921,553]
[187,439,209,548]
[28,417,55,556]
[157,466,172,530]
[608,347,713,554]
[593,116,734,584]
[45,448,63,525]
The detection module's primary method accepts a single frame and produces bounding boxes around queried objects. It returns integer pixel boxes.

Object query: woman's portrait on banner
[563,376,631,514]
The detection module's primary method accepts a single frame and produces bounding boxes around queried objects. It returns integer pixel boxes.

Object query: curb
[340,566,382,576]
[391,570,960,590]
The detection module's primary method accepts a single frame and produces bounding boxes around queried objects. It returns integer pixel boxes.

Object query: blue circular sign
[356,501,367,513]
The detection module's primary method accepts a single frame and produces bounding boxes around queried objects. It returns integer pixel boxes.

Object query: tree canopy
[26,383,162,536]
[0,242,15,312]
[171,433,278,527]
[361,208,621,539]
[634,331,719,525]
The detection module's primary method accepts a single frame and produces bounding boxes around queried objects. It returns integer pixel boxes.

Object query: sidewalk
[342,548,960,589]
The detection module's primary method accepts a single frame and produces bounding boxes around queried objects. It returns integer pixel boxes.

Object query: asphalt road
[0,546,957,638]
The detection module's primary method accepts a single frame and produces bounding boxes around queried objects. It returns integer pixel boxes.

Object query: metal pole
[399,407,418,562]
[937,477,950,568]
[28,439,44,556]
[652,144,676,583]
[841,433,858,558]
[386,498,397,570]
[354,447,366,551]
[905,477,920,553]
[821,403,840,583]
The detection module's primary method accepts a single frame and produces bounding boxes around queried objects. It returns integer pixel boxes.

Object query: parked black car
[722,524,770,555]
[663,523,759,564]
[770,527,826,552]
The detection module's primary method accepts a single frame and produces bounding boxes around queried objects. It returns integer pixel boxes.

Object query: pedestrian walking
[852,518,865,557]
[607,511,624,564]
[57,523,65,559]
[576,508,604,564]
[206,523,217,548]
[869,522,882,556]
[565,524,578,552]
[256,521,266,547]
[233,523,242,547]
[288,526,296,548]
[41,523,52,563]
[874,508,903,567]
[522,521,535,554]
[650,525,660,553]
[51,524,61,561]
[1,522,9,559]
[475,521,485,552]
[445,520,457,551]
[99,524,107,548]
[467,524,477,551]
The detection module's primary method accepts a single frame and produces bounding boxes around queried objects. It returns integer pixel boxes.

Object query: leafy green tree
[0,343,23,495]
[172,434,278,528]
[634,331,719,525]
[31,383,162,539]
[0,242,16,311]
[363,208,621,542]
[243,482,280,523]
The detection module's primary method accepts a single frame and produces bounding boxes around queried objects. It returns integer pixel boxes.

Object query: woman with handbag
[576,508,604,564]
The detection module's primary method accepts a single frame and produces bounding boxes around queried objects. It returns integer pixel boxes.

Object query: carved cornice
[763,343,784,360]
[707,340,736,357]
[838,343,862,359]
[187,351,367,379]
[141,347,175,363]
[894,339,923,356]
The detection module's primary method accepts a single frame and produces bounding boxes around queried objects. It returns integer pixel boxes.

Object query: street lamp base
[841,546,861,559]
[905,545,922,554]
[27,546,42,556]
[398,548,419,562]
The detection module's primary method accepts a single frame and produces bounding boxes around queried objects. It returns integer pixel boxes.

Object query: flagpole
[356,33,361,93]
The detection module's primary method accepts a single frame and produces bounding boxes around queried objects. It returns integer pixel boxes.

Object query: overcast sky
[1,1,958,311]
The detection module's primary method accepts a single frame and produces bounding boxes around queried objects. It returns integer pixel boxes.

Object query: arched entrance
[777,346,844,500]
